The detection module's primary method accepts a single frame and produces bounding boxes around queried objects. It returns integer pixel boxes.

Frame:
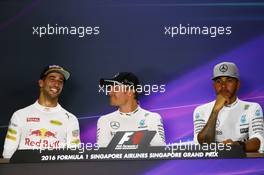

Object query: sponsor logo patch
[244,104,249,110]
[110,121,120,129]
[8,128,17,135]
[240,115,247,124]
[216,130,223,135]
[71,139,80,145]
[50,120,62,126]
[219,64,228,72]
[255,109,261,117]
[72,130,80,137]
[30,128,57,139]
[27,117,40,122]
[240,128,249,134]
[138,119,147,128]
[6,134,16,141]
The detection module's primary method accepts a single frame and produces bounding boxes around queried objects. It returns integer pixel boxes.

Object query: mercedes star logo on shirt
[110,121,120,129]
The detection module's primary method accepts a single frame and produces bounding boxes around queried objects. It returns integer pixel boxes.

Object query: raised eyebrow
[57,77,64,82]
[48,75,56,79]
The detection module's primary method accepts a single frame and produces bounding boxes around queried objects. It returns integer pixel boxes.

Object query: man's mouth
[221,90,230,95]
[50,88,59,93]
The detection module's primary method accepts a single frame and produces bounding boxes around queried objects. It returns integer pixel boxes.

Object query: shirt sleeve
[149,113,166,146]
[2,112,22,158]
[66,113,81,147]
[193,106,206,144]
[96,116,112,148]
[248,104,264,152]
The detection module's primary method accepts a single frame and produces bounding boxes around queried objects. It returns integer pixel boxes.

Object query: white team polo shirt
[97,106,166,147]
[193,98,264,152]
[3,101,80,158]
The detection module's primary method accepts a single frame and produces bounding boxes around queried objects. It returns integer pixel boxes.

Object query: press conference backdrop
[1,0,264,174]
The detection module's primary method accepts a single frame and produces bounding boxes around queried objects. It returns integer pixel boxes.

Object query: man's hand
[197,95,230,144]
[222,139,239,146]
[213,94,230,112]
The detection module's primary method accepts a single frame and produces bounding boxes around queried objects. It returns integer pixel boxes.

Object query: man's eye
[227,79,234,82]
[215,80,222,84]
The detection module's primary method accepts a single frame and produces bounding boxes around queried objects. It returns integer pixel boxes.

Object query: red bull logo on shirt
[30,128,57,139]
[25,128,59,148]
[30,130,42,137]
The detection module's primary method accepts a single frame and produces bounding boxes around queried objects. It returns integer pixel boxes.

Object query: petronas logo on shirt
[240,115,247,124]
[255,109,261,117]
[139,119,145,126]
[138,119,147,128]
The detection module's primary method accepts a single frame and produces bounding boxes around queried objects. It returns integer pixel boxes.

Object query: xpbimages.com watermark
[98,83,166,96]
[32,24,100,38]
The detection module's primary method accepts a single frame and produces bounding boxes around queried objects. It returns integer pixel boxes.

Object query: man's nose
[220,80,227,90]
[53,80,61,87]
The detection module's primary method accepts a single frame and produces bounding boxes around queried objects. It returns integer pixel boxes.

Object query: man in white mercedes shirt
[193,62,264,152]
[2,65,80,158]
[97,72,166,148]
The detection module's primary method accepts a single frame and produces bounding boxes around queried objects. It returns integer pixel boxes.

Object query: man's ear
[127,90,133,97]
[38,79,44,88]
